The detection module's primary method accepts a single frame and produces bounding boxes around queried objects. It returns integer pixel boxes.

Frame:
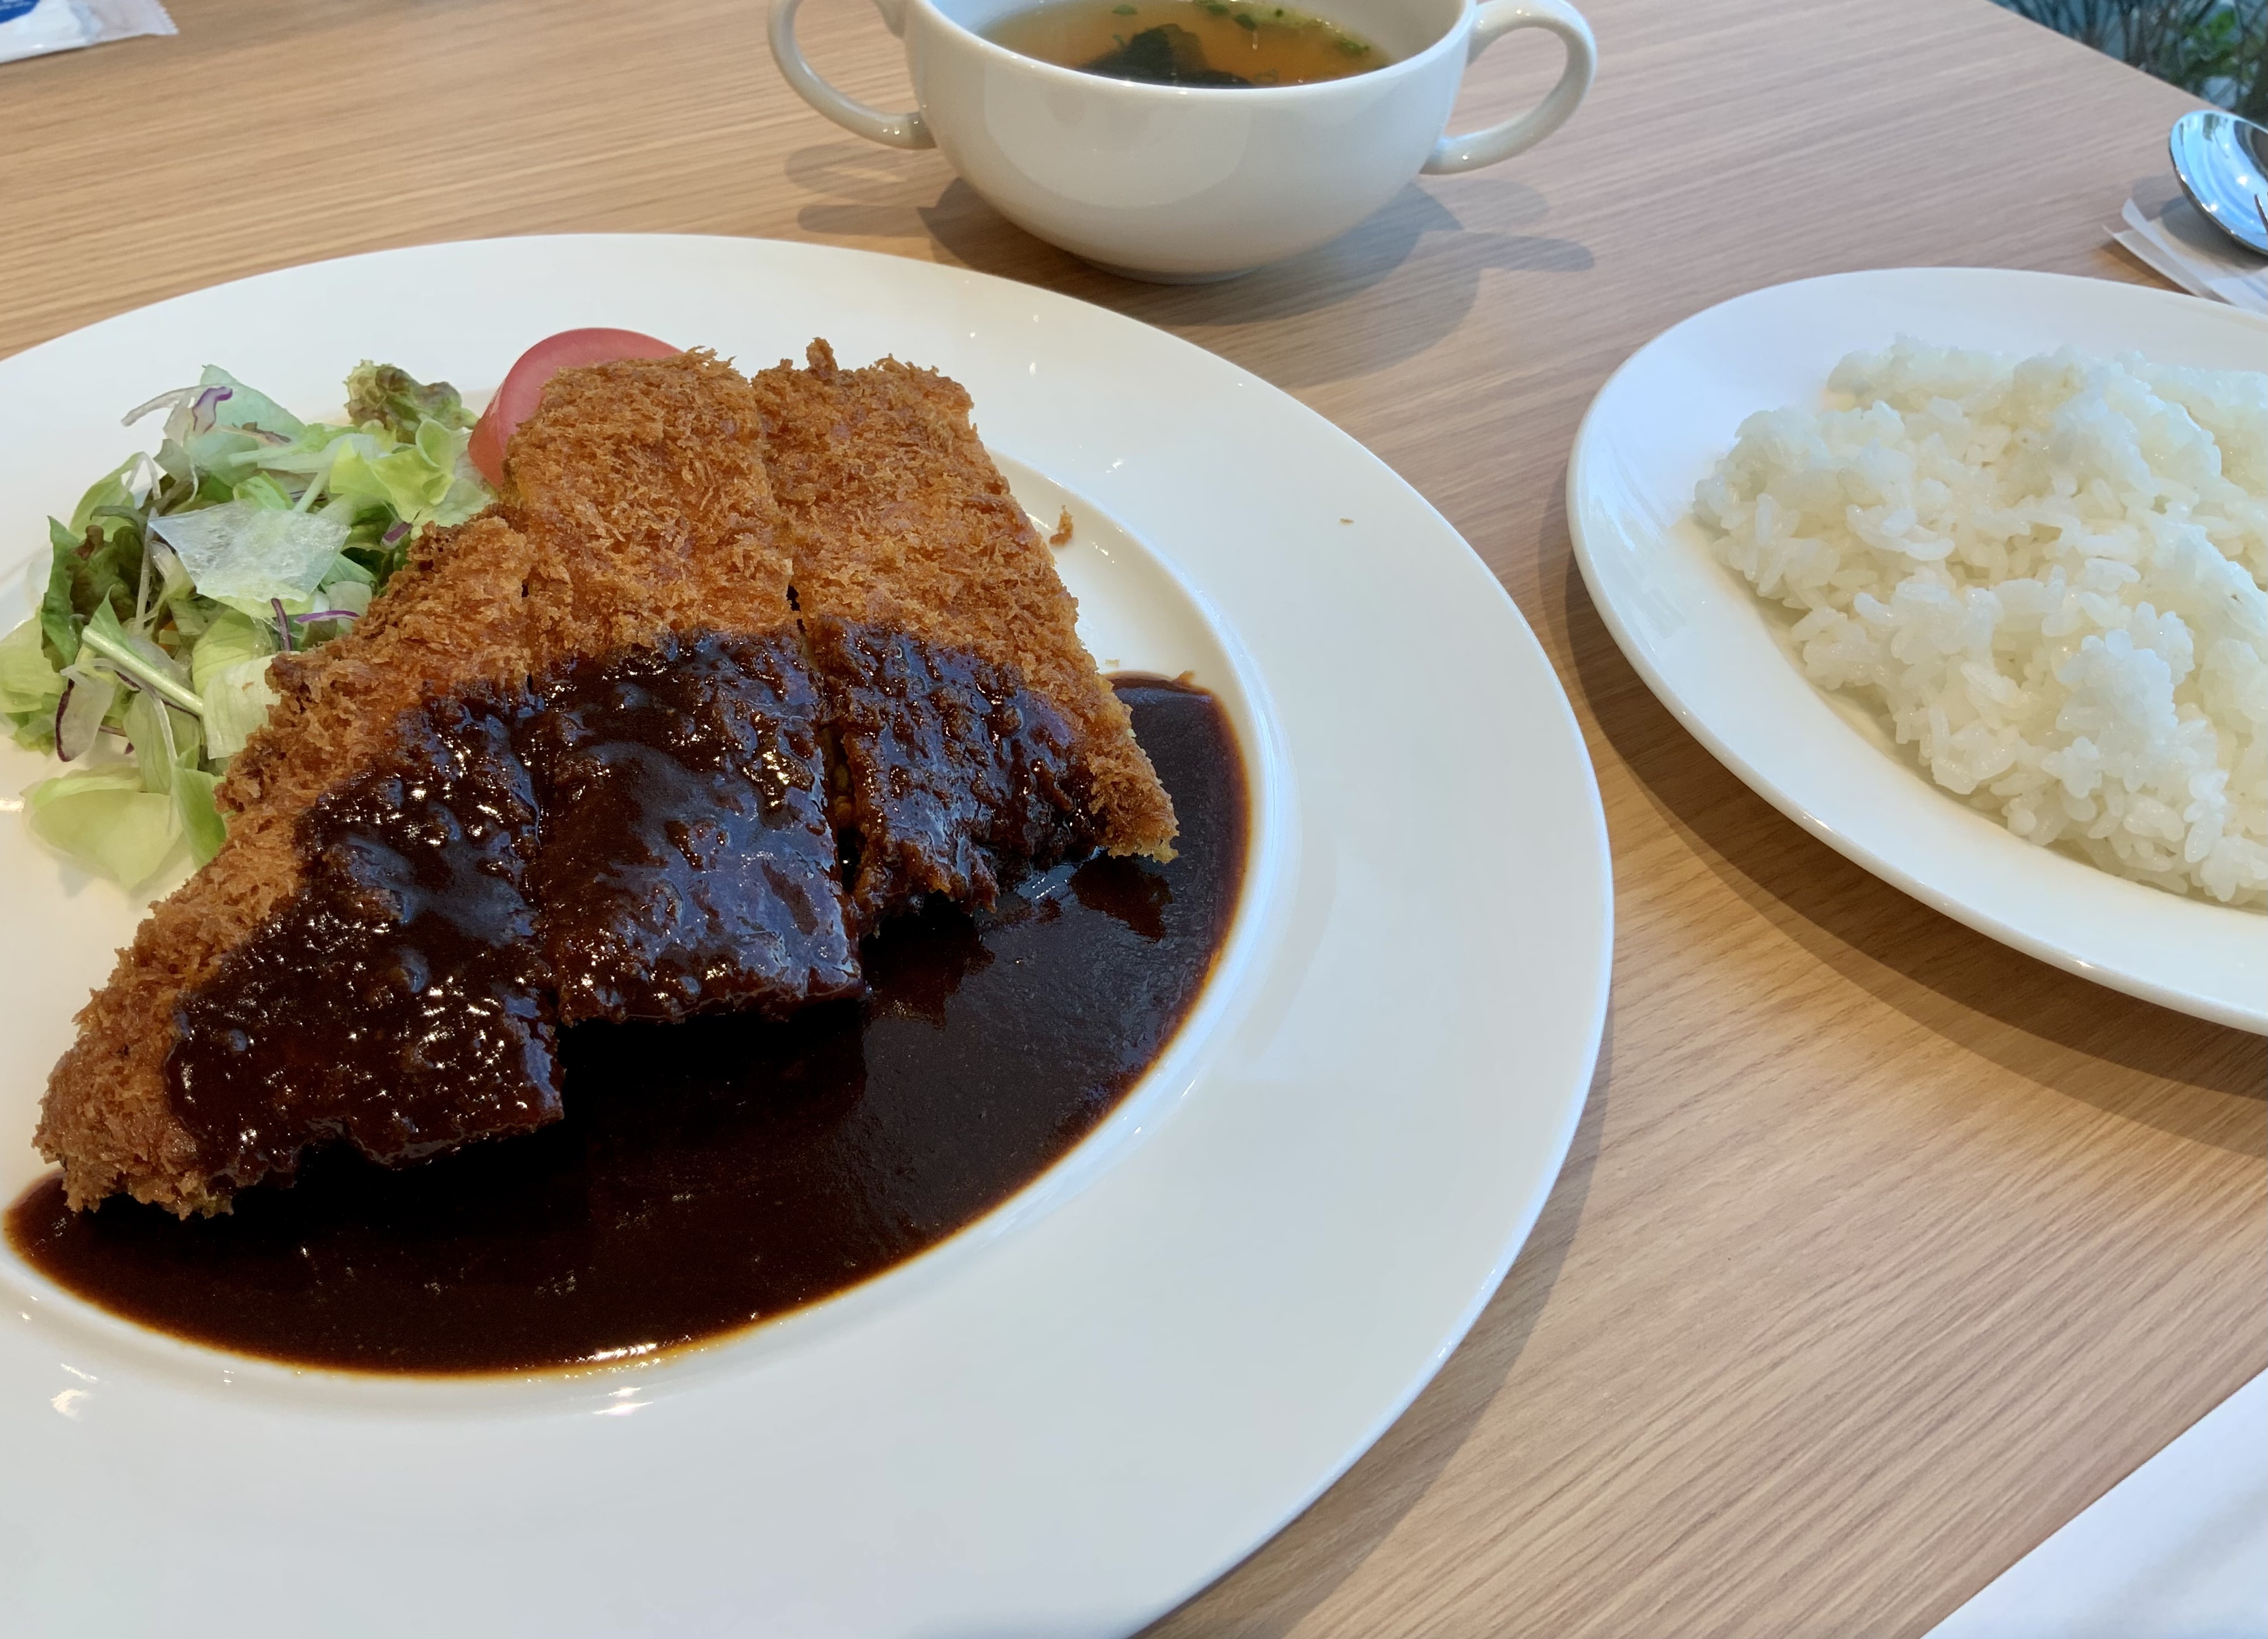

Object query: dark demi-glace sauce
[6,679,1245,1375]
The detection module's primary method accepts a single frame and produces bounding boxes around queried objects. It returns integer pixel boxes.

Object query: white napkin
[1926,1372,2268,1639]
[0,0,173,67]
[2109,177,2268,314]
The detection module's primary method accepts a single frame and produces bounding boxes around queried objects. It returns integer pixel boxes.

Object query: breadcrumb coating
[750,340,1176,862]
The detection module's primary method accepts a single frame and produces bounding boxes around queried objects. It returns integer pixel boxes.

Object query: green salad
[1,362,492,887]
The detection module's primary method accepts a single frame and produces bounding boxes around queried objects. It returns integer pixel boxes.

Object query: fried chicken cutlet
[39,342,1183,1217]
[748,341,1177,927]
[499,354,857,1028]
[37,354,858,1215]
[37,514,561,1215]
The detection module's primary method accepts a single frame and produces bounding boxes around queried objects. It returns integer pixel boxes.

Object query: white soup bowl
[770,0,1595,280]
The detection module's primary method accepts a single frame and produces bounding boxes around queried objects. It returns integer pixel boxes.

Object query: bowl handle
[1423,0,1595,175]
[769,0,936,151]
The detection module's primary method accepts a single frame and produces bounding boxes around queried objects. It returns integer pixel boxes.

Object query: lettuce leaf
[23,765,178,887]
[231,471,294,511]
[1,618,62,752]
[123,689,171,793]
[0,616,62,720]
[173,765,227,866]
[191,609,281,757]
[69,454,156,539]
[183,427,269,483]
[3,711,53,753]
[149,499,350,608]
[197,366,306,441]
[321,550,376,588]
[326,420,470,527]
[189,607,277,689]
[198,657,280,758]
[316,577,372,619]
[123,689,201,796]
[432,465,493,528]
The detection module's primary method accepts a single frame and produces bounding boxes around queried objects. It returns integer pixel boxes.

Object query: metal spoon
[2169,109,2268,256]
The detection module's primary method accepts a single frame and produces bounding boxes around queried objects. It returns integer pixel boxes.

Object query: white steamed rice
[1694,338,2267,906]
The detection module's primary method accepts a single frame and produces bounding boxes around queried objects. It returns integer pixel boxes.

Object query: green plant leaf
[198,365,306,440]
[4,707,54,752]
[0,616,64,720]
[23,764,179,887]
[68,454,152,539]
[78,602,202,716]
[172,765,227,866]
[148,498,351,607]
[123,690,200,796]
[41,519,82,666]
[344,361,476,437]
[191,609,282,757]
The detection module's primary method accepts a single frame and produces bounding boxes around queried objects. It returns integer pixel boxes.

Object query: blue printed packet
[1,0,174,65]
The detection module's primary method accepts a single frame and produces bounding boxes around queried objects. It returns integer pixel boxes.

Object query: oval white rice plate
[1570,267,2266,1033]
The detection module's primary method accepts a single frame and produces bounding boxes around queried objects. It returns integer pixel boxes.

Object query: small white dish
[1569,266,2266,1033]
[0,235,1611,1637]
[769,0,1595,280]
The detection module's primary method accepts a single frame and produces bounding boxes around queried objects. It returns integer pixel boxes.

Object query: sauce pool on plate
[5,677,1248,1375]
[985,0,1386,86]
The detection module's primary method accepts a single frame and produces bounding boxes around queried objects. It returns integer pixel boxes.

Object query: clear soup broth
[985,0,1388,87]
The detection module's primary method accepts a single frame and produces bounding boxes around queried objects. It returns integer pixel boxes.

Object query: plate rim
[0,231,1615,1637]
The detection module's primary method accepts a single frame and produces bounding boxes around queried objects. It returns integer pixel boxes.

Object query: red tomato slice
[467,327,680,487]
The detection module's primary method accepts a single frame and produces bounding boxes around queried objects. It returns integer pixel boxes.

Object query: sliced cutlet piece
[37,354,863,1216]
[37,515,564,1215]
[500,352,859,1025]
[747,340,1178,927]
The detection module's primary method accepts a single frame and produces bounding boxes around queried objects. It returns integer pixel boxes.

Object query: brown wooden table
[5,1,2262,1632]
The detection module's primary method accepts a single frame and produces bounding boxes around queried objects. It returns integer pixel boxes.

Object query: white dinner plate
[1569,267,2266,1033]
[0,236,1611,1637]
